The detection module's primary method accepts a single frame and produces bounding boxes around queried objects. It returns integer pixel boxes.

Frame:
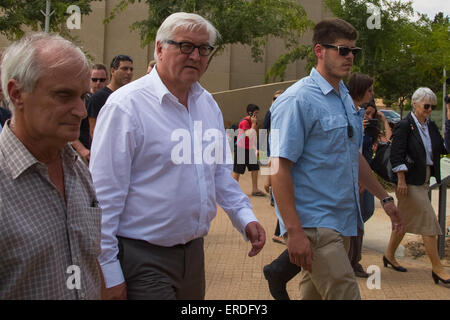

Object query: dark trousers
[348,228,364,270]
[117,236,205,300]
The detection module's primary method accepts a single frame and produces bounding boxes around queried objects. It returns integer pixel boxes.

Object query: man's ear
[314,43,324,60]
[156,41,164,61]
[7,79,24,110]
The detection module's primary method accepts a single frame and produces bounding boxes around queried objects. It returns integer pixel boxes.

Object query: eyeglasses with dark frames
[321,44,362,56]
[165,40,214,56]
[91,78,106,83]
[424,104,436,110]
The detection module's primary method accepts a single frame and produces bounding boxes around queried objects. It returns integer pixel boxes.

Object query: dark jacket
[390,112,450,185]
[0,107,11,127]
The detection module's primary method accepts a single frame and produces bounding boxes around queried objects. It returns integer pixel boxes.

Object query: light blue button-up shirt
[270,68,364,237]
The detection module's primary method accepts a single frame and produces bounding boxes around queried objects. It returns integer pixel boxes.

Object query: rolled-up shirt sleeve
[392,164,408,173]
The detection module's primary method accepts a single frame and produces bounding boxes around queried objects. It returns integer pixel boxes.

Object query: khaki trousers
[298,228,361,300]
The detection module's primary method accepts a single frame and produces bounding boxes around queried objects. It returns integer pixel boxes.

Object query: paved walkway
[203,171,450,300]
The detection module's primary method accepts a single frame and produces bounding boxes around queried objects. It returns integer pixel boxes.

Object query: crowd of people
[0,12,448,300]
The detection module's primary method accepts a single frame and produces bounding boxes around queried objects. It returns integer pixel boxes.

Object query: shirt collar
[0,121,78,180]
[411,112,428,129]
[149,66,205,105]
[310,67,348,97]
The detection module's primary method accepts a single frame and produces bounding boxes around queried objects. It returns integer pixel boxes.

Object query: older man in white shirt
[90,12,266,300]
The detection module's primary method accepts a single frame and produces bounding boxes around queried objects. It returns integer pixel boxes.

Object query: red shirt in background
[237,117,256,150]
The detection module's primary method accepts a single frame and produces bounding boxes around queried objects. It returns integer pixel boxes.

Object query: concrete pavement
[203,171,450,300]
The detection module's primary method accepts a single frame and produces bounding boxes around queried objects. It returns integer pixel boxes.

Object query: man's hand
[382,201,404,234]
[287,230,314,272]
[79,148,90,163]
[245,221,266,257]
[250,114,258,127]
[103,282,127,300]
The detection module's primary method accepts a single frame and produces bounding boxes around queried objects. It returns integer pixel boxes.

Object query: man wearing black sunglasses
[87,55,133,138]
[89,64,108,94]
[71,63,109,164]
[269,18,403,300]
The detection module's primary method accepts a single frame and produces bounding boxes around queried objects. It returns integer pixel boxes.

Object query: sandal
[251,191,267,197]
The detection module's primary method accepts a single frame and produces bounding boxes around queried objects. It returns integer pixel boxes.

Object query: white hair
[411,87,437,110]
[1,32,89,113]
[153,12,220,62]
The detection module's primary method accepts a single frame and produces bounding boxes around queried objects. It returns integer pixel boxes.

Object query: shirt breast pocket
[318,115,348,154]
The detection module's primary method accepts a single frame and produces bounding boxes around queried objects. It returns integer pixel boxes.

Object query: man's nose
[188,48,201,60]
[75,99,88,119]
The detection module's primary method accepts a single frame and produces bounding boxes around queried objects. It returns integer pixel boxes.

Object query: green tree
[323,0,449,112]
[105,0,313,66]
[0,0,93,40]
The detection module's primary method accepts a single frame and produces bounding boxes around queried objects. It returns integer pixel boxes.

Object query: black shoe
[263,265,290,300]
[383,256,407,272]
[432,271,450,285]
[354,268,370,278]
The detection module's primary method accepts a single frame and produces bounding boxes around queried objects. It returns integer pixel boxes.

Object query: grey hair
[153,12,220,62]
[411,87,437,111]
[1,32,89,113]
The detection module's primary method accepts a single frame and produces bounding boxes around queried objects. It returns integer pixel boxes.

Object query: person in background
[262,89,285,244]
[87,55,133,138]
[386,87,450,286]
[346,73,375,278]
[0,80,11,129]
[232,103,266,197]
[146,60,156,74]
[89,64,108,94]
[71,64,108,164]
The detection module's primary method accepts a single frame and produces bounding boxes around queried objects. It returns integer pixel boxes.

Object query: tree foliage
[0,0,93,40]
[105,0,313,66]
[324,0,449,108]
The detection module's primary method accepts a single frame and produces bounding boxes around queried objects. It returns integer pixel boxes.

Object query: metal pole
[443,67,447,133]
[41,0,54,33]
[438,180,447,258]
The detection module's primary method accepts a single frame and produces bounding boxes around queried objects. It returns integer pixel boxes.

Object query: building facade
[0,0,330,93]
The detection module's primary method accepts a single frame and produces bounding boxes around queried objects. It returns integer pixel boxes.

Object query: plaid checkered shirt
[0,122,102,299]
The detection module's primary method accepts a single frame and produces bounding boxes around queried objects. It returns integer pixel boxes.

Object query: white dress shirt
[90,68,258,288]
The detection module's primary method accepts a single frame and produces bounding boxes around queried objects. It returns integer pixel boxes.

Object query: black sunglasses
[321,44,362,56]
[424,104,436,110]
[91,78,106,83]
[165,40,214,56]
[347,124,354,138]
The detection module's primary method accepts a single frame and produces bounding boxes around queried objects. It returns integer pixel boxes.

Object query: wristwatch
[381,196,394,206]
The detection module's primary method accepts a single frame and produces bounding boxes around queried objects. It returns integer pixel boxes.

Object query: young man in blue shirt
[270,18,404,300]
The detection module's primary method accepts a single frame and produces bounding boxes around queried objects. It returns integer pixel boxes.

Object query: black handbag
[370,142,397,183]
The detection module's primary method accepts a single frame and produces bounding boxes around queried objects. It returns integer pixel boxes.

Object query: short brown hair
[313,18,358,46]
[92,63,107,77]
[347,73,373,101]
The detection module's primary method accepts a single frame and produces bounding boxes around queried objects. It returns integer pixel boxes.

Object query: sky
[400,0,450,19]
